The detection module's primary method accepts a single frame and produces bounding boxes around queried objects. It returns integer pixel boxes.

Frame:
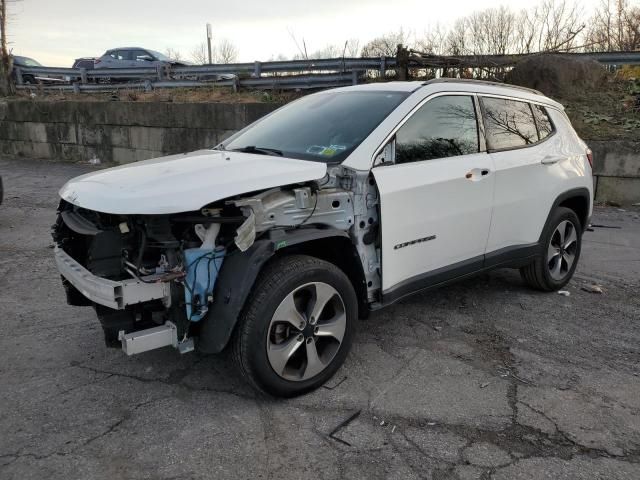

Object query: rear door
[131,49,155,67]
[480,96,562,258]
[373,93,495,298]
[108,49,134,68]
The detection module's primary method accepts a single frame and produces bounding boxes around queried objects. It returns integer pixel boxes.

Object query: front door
[373,94,495,298]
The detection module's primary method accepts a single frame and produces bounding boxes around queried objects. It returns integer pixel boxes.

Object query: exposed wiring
[181,249,225,321]
[297,189,319,227]
[124,267,156,284]
[135,226,147,272]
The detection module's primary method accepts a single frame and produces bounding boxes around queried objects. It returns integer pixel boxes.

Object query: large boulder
[506,54,608,98]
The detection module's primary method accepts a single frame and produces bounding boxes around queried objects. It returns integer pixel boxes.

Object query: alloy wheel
[547,220,578,281]
[266,282,346,381]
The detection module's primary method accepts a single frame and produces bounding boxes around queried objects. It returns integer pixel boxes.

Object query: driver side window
[395,95,479,164]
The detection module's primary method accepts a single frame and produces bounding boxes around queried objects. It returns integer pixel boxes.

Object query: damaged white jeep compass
[53,79,593,396]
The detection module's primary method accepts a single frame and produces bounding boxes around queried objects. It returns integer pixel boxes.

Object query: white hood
[59,150,327,215]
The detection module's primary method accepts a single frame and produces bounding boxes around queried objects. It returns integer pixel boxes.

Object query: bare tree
[215,38,238,64]
[0,0,15,95]
[514,9,538,54]
[463,7,518,55]
[416,24,448,55]
[446,19,468,56]
[164,47,183,62]
[291,38,361,60]
[344,38,361,57]
[586,0,640,51]
[530,0,583,51]
[190,42,207,64]
[441,0,583,58]
[361,29,409,57]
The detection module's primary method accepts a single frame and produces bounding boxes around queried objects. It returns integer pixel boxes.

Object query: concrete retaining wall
[0,100,638,204]
[0,100,280,164]
[590,141,640,205]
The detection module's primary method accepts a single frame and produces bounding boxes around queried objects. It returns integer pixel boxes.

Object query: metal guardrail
[408,51,640,68]
[14,57,395,91]
[17,74,361,92]
[13,51,640,92]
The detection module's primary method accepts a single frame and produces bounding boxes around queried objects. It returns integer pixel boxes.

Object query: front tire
[520,207,582,291]
[232,255,357,397]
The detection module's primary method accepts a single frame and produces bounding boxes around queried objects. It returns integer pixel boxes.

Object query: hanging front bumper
[54,246,171,310]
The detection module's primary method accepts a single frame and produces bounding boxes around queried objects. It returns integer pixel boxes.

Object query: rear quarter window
[532,104,554,140]
[481,97,539,150]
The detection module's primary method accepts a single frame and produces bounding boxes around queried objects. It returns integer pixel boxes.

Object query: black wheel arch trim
[540,187,591,236]
[196,227,350,354]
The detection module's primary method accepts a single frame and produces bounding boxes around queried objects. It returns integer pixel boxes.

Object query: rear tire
[520,207,582,291]
[232,255,357,397]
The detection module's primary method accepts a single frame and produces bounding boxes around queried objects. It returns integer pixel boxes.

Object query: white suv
[53,79,593,396]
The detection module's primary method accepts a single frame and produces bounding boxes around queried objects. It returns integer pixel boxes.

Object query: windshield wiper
[230,145,283,157]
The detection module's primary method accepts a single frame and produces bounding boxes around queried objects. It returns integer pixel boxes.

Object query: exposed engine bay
[52,165,381,354]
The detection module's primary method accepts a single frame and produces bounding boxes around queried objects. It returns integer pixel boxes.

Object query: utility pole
[206,23,212,64]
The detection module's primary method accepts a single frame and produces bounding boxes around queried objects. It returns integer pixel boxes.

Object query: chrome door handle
[541,154,564,165]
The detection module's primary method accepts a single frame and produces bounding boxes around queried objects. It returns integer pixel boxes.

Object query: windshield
[149,50,171,61]
[15,56,42,67]
[222,90,409,163]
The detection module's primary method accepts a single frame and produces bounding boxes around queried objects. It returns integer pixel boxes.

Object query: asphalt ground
[1,156,639,479]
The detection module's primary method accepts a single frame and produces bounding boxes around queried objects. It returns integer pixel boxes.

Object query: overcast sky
[9,0,600,66]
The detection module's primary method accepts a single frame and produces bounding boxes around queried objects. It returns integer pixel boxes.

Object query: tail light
[94,59,101,65]
[586,148,593,168]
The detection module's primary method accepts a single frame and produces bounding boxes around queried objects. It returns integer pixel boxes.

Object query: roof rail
[422,78,544,96]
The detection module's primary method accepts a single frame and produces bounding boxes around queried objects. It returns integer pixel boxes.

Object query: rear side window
[481,97,538,150]
[395,95,479,164]
[532,104,554,140]
[111,50,132,61]
[132,50,152,61]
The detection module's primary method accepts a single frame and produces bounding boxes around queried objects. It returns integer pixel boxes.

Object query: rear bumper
[54,246,170,310]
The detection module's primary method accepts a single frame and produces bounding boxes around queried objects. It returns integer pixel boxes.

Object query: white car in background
[53,79,593,397]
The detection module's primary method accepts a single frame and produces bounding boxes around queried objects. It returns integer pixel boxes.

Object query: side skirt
[378,243,540,308]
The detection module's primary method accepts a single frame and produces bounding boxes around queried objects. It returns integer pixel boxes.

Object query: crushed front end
[52,199,243,354]
[52,164,383,356]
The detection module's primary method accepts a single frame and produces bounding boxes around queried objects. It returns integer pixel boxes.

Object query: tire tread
[520,206,581,292]
[232,254,353,396]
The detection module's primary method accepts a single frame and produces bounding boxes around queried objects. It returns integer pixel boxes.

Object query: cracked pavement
[1,157,639,479]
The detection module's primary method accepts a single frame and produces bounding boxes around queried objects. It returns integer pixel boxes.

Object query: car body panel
[485,107,593,252]
[59,150,327,214]
[374,151,495,291]
[362,83,589,293]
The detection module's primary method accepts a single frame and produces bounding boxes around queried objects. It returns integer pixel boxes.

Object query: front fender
[196,227,349,354]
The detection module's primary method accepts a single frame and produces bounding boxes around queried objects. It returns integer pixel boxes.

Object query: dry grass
[13,86,302,104]
[508,56,640,142]
[560,77,640,142]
